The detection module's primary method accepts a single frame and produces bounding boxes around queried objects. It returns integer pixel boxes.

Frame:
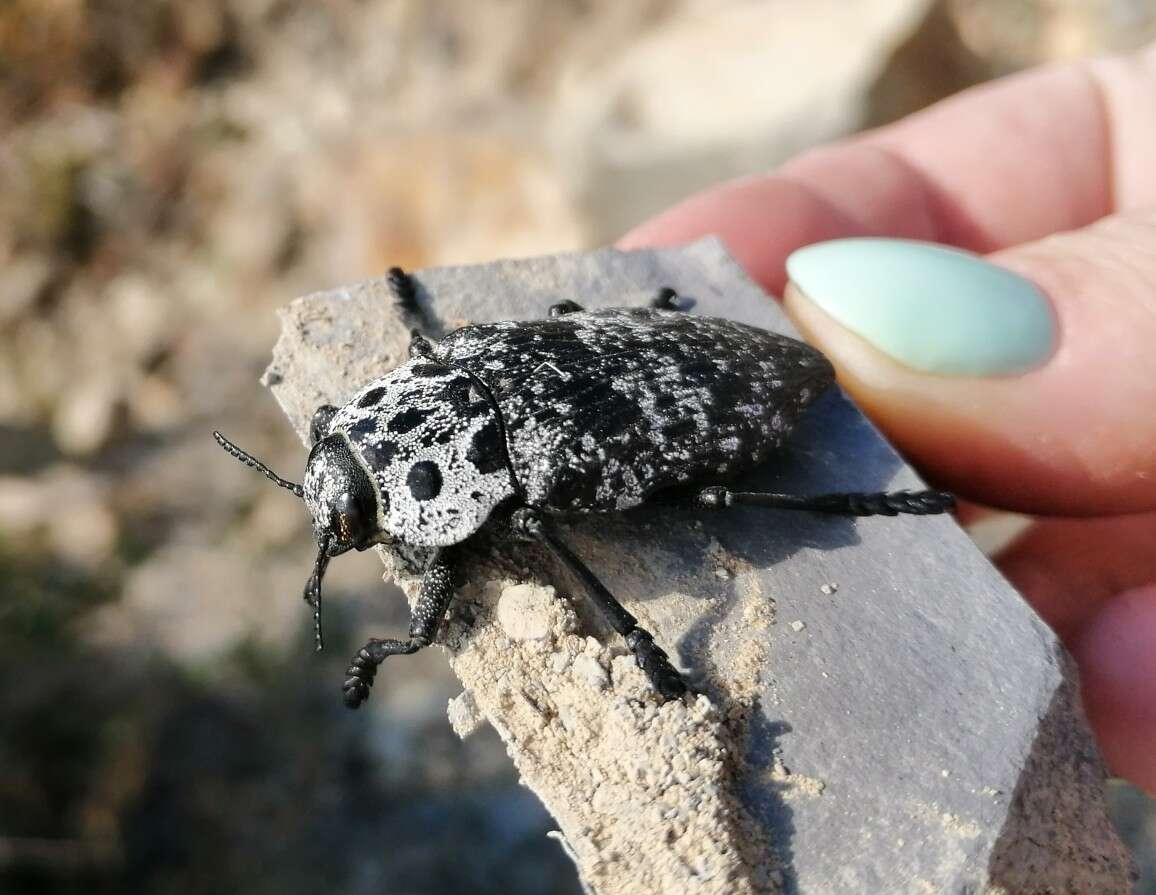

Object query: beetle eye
[332,491,371,546]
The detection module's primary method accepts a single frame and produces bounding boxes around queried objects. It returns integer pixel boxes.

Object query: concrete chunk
[264,240,1133,894]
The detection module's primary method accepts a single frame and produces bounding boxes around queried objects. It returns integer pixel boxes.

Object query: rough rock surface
[265,240,1133,894]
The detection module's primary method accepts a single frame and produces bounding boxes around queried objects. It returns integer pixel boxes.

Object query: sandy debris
[379,548,779,895]
[498,582,556,641]
[447,689,486,738]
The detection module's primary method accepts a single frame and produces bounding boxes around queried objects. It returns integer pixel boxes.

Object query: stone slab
[263,239,1132,894]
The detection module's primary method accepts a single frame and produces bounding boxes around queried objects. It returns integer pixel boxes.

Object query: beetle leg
[650,286,681,310]
[309,404,338,444]
[693,485,955,517]
[389,265,441,346]
[342,546,457,709]
[388,266,420,314]
[408,329,435,359]
[511,508,688,701]
[548,300,584,317]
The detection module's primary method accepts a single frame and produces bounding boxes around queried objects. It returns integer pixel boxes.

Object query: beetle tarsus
[388,266,419,314]
[548,300,584,317]
[626,628,687,700]
[343,637,420,708]
[650,287,680,310]
[409,329,435,359]
[341,546,457,709]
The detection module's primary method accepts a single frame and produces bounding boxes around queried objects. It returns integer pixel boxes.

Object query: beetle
[215,267,954,708]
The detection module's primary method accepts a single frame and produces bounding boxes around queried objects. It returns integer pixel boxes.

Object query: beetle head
[303,433,383,553]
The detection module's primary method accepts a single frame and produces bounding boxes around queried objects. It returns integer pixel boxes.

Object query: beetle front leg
[342,547,457,709]
[388,266,420,314]
[511,508,688,701]
[408,329,435,360]
[388,265,440,347]
[387,266,438,358]
[693,485,955,516]
[309,404,338,444]
[650,286,681,310]
[548,300,584,317]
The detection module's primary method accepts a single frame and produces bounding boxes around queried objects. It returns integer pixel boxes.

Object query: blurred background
[1,1,1154,893]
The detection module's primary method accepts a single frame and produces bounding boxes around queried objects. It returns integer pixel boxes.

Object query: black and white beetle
[215,268,953,709]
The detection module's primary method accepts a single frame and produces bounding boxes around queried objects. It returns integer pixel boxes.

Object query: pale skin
[621,43,1156,793]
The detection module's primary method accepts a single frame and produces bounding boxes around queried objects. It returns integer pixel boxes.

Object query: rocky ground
[1,2,1153,893]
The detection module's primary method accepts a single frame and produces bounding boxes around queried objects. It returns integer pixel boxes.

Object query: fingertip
[783,278,1051,510]
[1071,585,1156,794]
[782,223,1156,516]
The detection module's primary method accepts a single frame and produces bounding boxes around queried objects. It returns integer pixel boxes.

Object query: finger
[857,46,1156,249]
[784,209,1156,515]
[620,44,1156,294]
[620,173,880,299]
[1070,585,1156,793]
[997,512,1156,642]
[994,515,1156,790]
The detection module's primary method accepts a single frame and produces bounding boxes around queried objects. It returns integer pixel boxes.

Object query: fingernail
[785,238,1056,376]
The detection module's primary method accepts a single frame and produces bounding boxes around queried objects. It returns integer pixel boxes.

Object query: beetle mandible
[215,268,954,708]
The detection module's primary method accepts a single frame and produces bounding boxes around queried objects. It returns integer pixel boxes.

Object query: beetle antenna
[304,535,331,651]
[213,431,305,498]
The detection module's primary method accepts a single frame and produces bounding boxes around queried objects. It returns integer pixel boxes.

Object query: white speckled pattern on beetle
[308,308,834,547]
[309,364,516,547]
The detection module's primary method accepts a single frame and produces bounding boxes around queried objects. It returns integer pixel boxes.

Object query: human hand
[621,44,1156,792]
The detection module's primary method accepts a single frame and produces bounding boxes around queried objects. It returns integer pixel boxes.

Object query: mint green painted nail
[785,238,1056,376]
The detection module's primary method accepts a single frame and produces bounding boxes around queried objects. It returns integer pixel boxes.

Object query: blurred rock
[105,273,174,365]
[300,134,586,280]
[94,544,305,661]
[950,0,1156,70]
[0,255,53,325]
[53,376,121,456]
[244,487,311,550]
[47,491,119,570]
[0,465,118,569]
[126,374,185,432]
[552,0,932,241]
